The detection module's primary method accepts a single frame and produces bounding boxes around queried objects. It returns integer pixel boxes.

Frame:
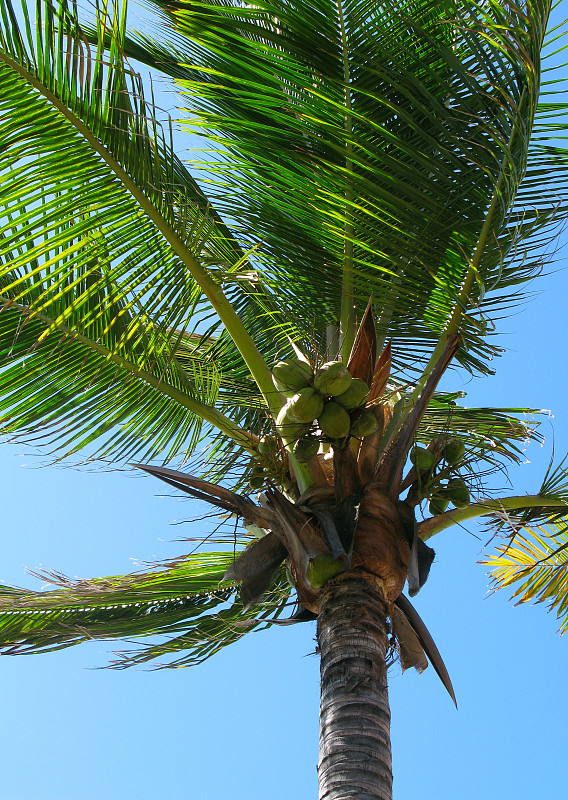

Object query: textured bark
[318,575,392,800]
[352,488,411,602]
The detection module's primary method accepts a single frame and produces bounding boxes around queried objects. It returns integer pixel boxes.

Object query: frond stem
[337,0,355,362]
[400,88,530,421]
[418,494,568,541]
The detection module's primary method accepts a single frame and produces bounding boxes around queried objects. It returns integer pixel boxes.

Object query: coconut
[335,377,370,409]
[306,553,343,589]
[313,361,352,396]
[293,436,320,462]
[318,401,351,439]
[444,438,465,466]
[276,402,310,443]
[447,478,470,508]
[248,475,265,490]
[287,387,325,423]
[272,358,313,395]
[429,496,449,515]
[258,435,277,454]
[409,446,435,471]
[349,409,379,438]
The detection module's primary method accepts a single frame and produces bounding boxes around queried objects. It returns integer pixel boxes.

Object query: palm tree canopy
[1,0,568,666]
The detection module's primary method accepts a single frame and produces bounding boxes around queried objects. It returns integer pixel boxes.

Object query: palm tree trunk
[317,574,392,800]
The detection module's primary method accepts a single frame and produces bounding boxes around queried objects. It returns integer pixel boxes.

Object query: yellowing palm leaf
[483,524,568,634]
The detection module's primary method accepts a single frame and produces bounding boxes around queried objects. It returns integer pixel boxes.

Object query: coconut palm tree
[1,0,568,797]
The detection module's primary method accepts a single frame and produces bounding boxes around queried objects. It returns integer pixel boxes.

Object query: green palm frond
[417,396,542,470]
[0,551,291,667]
[127,0,568,376]
[0,0,283,463]
[2,0,567,469]
[483,524,568,634]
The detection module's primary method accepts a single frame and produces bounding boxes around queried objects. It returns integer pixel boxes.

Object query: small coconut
[409,446,435,471]
[287,387,325,423]
[272,357,313,395]
[349,409,379,438]
[313,361,352,397]
[258,435,277,454]
[429,496,449,515]
[293,436,320,462]
[444,438,465,466]
[335,378,370,409]
[318,401,351,439]
[447,478,470,508]
[306,553,343,588]
[276,402,310,443]
[248,475,265,490]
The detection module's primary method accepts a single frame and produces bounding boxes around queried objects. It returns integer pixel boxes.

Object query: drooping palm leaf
[467,459,568,619]
[0,552,291,666]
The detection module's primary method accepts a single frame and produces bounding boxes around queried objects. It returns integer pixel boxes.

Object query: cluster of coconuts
[409,439,471,514]
[246,434,290,490]
[273,357,379,462]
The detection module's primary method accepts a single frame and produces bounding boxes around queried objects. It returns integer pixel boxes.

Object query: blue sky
[2,2,568,798]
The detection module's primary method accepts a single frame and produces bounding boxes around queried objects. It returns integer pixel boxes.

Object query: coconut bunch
[244,308,392,492]
[244,353,384,491]
[274,356,380,459]
[245,434,291,491]
[269,298,393,487]
[138,300,458,702]
[407,440,471,514]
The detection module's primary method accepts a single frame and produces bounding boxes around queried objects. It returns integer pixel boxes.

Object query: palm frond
[0,551,291,667]
[129,0,568,377]
[482,523,568,634]
[417,396,542,475]
[487,453,568,530]
[0,0,283,464]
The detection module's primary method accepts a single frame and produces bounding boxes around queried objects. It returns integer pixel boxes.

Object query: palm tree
[1,0,568,796]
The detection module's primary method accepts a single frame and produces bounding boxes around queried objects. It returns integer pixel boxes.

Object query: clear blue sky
[2,4,568,798]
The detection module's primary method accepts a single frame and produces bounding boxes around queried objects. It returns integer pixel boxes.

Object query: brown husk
[350,487,411,602]
[357,402,393,484]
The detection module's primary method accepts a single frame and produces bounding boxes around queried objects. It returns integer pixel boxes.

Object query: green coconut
[444,438,465,466]
[447,478,470,508]
[306,553,343,589]
[318,401,351,439]
[287,387,325,423]
[409,446,435,471]
[335,378,370,409]
[272,358,313,395]
[313,361,352,397]
[293,436,320,462]
[429,496,450,515]
[258,435,277,455]
[349,409,379,438]
[248,475,265,490]
[276,402,310,443]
